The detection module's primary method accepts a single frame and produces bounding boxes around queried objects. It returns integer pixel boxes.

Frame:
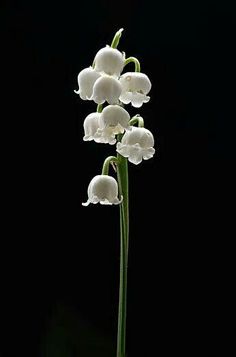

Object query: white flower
[82,111,115,145]
[83,112,101,142]
[119,72,151,108]
[83,105,130,145]
[100,104,130,134]
[94,46,125,77]
[92,75,122,105]
[82,175,122,206]
[74,66,101,100]
[116,126,155,165]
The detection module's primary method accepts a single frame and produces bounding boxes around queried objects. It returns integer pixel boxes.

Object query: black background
[2,1,235,356]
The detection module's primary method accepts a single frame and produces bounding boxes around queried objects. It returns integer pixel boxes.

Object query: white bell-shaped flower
[94,46,125,77]
[83,112,101,142]
[116,126,155,165]
[119,72,152,108]
[83,111,120,145]
[92,75,122,105]
[74,66,101,100]
[99,104,130,138]
[82,175,122,206]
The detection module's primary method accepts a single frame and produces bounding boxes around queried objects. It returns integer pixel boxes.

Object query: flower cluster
[75,29,155,206]
[74,47,151,108]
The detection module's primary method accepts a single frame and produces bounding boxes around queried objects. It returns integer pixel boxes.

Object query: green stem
[116,152,129,357]
[129,115,144,127]
[101,156,118,175]
[111,28,124,49]
[124,57,141,72]
[97,104,103,113]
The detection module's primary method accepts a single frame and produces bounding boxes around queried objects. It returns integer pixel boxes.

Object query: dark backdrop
[2,1,235,356]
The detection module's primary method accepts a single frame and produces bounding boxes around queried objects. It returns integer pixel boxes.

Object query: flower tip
[74,89,79,94]
[82,201,90,206]
[119,195,123,204]
[114,28,124,37]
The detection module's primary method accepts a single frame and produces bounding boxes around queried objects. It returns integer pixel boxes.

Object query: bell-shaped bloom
[83,105,130,145]
[83,111,116,145]
[100,104,130,134]
[94,46,125,77]
[116,126,155,165]
[82,175,122,206]
[92,75,122,105]
[83,112,101,142]
[74,66,101,100]
[119,72,151,108]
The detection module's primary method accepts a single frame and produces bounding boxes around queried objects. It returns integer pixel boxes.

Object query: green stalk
[116,153,129,357]
[109,28,130,357]
[102,156,118,175]
[124,57,141,72]
[111,28,124,49]
[129,115,144,128]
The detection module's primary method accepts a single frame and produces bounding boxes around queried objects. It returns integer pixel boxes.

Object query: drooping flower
[82,175,122,206]
[83,105,130,145]
[119,72,151,108]
[83,112,101,142]
[116,126,155,165]
[74,67,101,100]
[92,75,122,105]
[100,104,130,134]
[94,46,125,77]
[83,111,116,145]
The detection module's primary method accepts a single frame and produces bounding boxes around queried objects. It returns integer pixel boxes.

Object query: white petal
[143,147,155,160]
[113,195,123,204]
[128,149,143,165]
[116,142,130,157]
[131,93,150,108]
[83,135,95,141]
[129,156,143,165]
[94,127,117,145]
[82,199,90,206]
[119,92,133,105]
[100,199,113,205]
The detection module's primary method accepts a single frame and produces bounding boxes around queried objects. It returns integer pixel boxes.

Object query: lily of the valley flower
[83,112,101,142]
[94,46,125,77]
[83,105,130,145]
[119,72,151,108]
[92,75,122,105]
[100,104,130,134]
[82,175,122,206]
[83,111,116,145]
[116,126,155,165]
[74,67,101,100]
